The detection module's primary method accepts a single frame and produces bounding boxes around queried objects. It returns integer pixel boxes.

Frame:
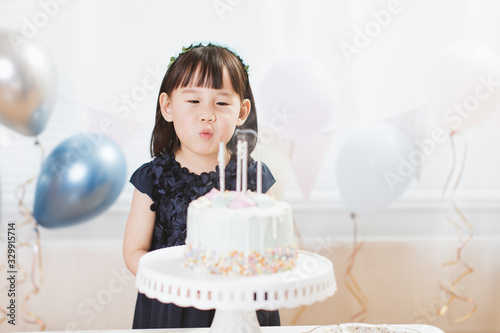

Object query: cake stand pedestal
[136,245,337,333]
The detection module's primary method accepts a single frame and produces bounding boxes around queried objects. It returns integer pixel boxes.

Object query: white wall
[1,0,500,332]
[1,0,500,237]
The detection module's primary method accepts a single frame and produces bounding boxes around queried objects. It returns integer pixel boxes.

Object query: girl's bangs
[168,47,246,98]
[178,60,224,90]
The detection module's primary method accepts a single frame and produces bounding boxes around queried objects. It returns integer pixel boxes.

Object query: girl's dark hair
[150,44,258,158]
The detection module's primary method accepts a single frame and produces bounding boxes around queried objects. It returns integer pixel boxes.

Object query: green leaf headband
[168,42,250,76]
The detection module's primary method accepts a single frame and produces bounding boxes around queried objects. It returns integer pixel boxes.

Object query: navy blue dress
[129,153,280,329]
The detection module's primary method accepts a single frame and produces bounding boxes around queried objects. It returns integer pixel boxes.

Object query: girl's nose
[200,112,216,122]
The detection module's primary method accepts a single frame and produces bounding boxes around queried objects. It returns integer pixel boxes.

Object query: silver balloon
[0,30,56,136]
[33,134,127,228]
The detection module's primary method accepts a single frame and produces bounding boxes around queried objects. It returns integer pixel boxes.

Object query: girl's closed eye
[216,101,230,106]
[187,100,200,104]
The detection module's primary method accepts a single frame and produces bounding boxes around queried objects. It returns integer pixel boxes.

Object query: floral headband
[168,42,250,76]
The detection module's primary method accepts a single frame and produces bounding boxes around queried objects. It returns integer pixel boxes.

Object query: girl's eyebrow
[217,90,234,97]
[179,88,234,97]
[179,88,200,94]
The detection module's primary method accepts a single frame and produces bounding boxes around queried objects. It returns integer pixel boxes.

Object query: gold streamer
[290,305,307,326]
[0,246,6,325]
[293,217,304,250]
[345,213,368,321]
[289,217,306,326]
[10,138,47,330]
[438,132,476,322]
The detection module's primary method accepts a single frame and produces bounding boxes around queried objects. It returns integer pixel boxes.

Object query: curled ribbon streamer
[293,217,304,251]
[1,230,8,324]
[0,184,32,325]
[290,305,307,326]
[34,139,46,166]
[289,218,306,326]
[22,228,45,330]
[16,179,46,330]
[344,213,368,321]
[438,132,476,322]
[0,255,6,324]
[13,139,46,331]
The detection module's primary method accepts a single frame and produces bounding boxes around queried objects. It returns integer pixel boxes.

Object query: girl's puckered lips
[199,128,213,140]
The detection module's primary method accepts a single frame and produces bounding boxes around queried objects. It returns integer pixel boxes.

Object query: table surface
[110,327,316,333]
[34,324,444,333]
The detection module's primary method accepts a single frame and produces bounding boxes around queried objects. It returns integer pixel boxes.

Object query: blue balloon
[33,134,127,228]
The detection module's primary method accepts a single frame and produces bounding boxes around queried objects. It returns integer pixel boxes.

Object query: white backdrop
[2,1,500,332]
[1,0,500,238]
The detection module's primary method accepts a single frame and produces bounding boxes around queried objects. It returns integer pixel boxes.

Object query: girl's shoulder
[130,153,275,196]
[131,153,173,178]
[129,153,178,198]
[131,152,220,190]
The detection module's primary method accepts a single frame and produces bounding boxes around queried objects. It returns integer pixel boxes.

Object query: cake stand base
[210,309,261,333]
[137,246,337,333]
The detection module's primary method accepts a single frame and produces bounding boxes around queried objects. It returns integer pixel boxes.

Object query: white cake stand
[136,245,337,333]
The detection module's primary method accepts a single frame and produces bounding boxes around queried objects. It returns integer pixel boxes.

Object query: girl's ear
[159,92,173,122]
[236,99,251,126]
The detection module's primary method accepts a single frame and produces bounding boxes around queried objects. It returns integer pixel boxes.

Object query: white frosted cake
[184,188,297,275]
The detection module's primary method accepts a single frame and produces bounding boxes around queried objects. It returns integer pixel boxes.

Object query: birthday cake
[184,188,298,275]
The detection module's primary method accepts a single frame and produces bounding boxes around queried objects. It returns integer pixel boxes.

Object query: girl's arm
[123,189,156,276]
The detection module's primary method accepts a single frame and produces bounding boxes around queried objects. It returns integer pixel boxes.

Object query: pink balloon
[259,59,336,140]
[426,41,500,132]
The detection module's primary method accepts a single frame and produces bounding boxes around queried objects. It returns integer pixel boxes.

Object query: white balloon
[336,123,414,214]
[425,41,500,132]
[258,59,336,140]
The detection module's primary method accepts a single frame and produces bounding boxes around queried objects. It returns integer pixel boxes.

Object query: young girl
[123,43,280,329]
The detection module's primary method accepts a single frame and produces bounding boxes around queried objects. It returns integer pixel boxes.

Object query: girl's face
[160,69,250,161]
